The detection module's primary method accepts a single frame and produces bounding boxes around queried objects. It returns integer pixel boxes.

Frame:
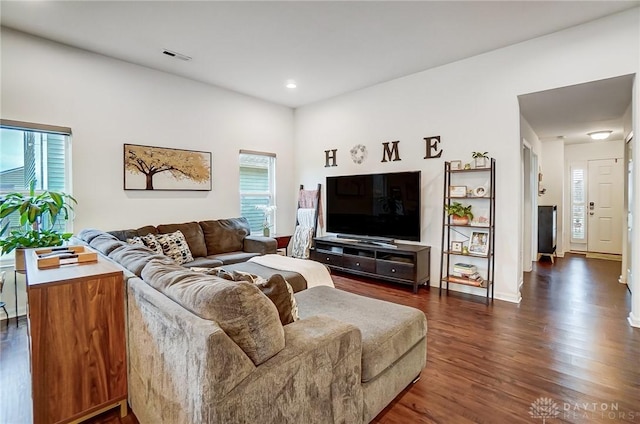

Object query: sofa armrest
[244,235,277,254]
[215,316,364,424]
[126,277,257,424]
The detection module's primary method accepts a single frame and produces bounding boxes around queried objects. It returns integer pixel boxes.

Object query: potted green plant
[0,181,76,270]
[472,151,489,168]
[444,202,473,226]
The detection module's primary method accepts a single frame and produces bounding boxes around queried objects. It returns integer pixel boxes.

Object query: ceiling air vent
[162,49,192,61]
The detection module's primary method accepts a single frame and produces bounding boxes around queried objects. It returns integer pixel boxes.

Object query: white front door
[587,158,624,254]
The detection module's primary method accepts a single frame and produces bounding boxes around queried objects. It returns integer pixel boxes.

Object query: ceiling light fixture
[588,131,612,140]
[285,80,297,89]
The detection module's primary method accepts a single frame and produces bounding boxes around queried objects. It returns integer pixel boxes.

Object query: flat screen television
[326,171,421,242]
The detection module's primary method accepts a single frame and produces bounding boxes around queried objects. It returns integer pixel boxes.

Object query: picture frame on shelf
[449,185,467,198]
[469,231,489,255]
[470,207,490,227]
[450,160,462,170]
[473,185,488,197]
[451,241,463,253]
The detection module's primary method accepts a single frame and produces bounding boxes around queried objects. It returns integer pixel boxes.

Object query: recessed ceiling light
[588,131,612,140]
[285,80,297,89]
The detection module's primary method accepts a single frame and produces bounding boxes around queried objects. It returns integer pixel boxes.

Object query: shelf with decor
[439,157,495,303]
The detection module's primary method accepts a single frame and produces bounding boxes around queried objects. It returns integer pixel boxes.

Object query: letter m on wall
[381,141,401,162]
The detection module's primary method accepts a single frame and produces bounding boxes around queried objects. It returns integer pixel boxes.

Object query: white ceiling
[519,75,634,145]
[1,1,637,145]
[1,1,638,109]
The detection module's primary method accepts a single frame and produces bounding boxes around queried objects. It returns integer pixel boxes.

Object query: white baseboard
[429,281,521,303]
[495,291,521,304]
[628,312,640,328]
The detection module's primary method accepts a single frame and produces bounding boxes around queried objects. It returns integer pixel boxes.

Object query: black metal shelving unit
[439,159,496,303]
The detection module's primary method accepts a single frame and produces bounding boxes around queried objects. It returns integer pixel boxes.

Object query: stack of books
[450,263,486,287]
[452,263,476,276]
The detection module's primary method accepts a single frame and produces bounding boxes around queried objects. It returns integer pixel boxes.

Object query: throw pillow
[140,233,164,255]
[155,230,195,265]
[215,269,299,325]
[127,236,145,246]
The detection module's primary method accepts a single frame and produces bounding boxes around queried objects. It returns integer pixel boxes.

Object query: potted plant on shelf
[471,151,489,168]
[255,204,277,237]
[444,202,473,226]
[0,181,76,271]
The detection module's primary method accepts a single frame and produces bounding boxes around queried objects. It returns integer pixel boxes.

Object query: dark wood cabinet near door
[538,205,557,262]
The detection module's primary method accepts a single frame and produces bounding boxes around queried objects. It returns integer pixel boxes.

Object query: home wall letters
[324,149,338,167]
[323,136,442,167]
[381,141,401,162]
[424,136,442,159]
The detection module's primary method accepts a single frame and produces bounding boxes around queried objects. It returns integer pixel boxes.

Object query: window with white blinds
[0,121,72,237]
[239,151,276,233]
[570,165,586,242]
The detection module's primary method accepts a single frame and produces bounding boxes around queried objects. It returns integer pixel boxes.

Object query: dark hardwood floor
[1,253,638,423]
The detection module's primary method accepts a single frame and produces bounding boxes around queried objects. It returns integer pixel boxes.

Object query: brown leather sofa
[107,217,276,268]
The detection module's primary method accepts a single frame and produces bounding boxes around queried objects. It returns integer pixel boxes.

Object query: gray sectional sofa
[77,219,427,423]
[106,217,308,291]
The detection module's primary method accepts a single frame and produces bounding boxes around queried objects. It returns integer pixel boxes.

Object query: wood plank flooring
[1,253,638,423]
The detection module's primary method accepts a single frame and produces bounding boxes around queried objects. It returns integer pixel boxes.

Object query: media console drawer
[343,254,376,274]
[377,260,414,281]
[311,250,343,267]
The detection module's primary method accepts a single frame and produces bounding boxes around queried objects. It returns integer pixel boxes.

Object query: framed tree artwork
[124,144,212,191]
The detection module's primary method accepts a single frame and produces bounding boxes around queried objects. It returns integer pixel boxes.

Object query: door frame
[521,139,538,273]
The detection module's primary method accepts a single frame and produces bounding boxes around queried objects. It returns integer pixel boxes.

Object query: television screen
[326,171,421,242]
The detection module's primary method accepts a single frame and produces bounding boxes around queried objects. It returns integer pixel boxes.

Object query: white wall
[294,8,640,303]
[520,116,543,159]
[1,28,296,319]
[565,139,625,162]
[1,28,296,233]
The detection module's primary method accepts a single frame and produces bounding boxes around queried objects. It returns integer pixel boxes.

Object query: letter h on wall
[325,149,338,167]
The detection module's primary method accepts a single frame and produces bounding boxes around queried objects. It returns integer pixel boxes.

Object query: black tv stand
[311,236,430,293]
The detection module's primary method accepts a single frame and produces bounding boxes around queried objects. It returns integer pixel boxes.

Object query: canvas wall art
[124,143,211,191]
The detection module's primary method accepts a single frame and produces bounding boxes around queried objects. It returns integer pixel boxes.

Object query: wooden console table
[25,250,127,424]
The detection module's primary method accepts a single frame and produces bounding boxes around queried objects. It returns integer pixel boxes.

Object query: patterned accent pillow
[214,269,298,325]
[283,280,299,322]
[126,236,145,246]
[155,230,194,265]
[140,233,165,255]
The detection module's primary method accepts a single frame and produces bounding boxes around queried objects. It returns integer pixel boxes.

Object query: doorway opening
[518,74,634,287]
